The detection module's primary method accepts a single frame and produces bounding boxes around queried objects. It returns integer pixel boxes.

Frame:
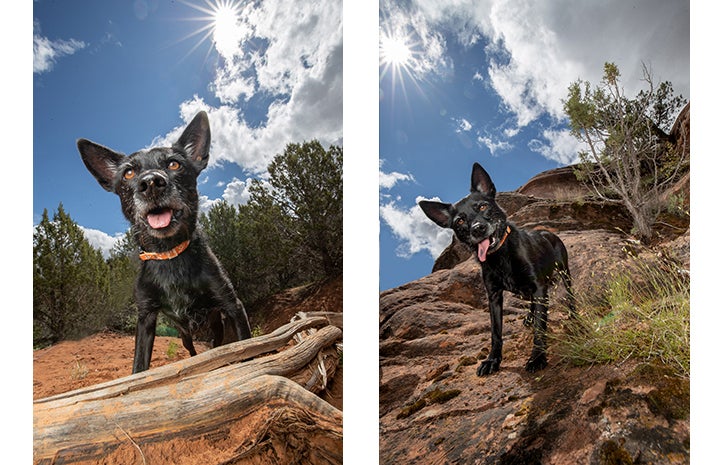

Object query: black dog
[78,111,252,373]
[419,163,575,376]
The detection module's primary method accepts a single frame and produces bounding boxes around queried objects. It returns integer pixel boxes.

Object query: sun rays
[379,28,428,105]
[176,0,246,61]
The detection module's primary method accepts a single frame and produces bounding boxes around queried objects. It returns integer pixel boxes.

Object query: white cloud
[379,197,453,259]
[454,117,472,132]
[477,134,511,156]
[80,227,124,259]
[528,129,585,165]
[199,195,221,213]
[221,177,253,205]
[33,20,86,74]
[379,170,415,190]
[154,0,342,176]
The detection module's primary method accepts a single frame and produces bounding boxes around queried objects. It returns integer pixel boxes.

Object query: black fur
[419,162,575,376]
[78,111,252,373]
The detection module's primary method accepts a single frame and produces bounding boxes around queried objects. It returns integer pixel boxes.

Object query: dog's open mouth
[477,236,496,263]
[147,207,174,230]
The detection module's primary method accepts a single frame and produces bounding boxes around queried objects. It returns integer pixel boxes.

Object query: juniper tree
[563,62,687,242]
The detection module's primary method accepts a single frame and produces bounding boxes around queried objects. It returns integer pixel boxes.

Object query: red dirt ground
[33,331,207,400]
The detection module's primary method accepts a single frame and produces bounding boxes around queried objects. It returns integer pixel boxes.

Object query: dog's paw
[524,353,548,373]
[523,312,534,327]
[476,358,501,376]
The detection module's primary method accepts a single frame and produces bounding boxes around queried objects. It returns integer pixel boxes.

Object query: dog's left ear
[174,111,211,171]
[471,162,496,198]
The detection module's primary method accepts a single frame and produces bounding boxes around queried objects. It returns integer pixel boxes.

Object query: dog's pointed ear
[419,200,455,228]
[174,111,211,171]
[77,139,125,192]
[471,162,496,197]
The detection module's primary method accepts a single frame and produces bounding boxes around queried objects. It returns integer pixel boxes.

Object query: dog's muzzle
[135,171,179,232]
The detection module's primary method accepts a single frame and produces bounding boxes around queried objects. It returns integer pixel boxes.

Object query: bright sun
[211,2,241,57]
[177,0,243,60]
[380,34,412,66]
[379,31,423,99]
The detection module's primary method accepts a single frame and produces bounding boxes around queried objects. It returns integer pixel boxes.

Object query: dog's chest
[143,259,212,316]
[481,255,536,297]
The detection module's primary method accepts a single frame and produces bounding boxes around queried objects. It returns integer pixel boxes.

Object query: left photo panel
[33,1,343,463]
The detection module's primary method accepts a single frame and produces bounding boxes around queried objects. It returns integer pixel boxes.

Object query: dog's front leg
[132,307,158,373]
[525,292,549,373]
[477,288,503,376]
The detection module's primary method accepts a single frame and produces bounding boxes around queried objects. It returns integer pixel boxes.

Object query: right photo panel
[378,1,690,463]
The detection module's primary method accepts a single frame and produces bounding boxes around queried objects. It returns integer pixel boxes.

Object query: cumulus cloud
[33,20,86,74]
[379,161,448,258]
[154,0,342,176]
[221,177,253,205]
[379,197,453,259]
[80,227,124,258]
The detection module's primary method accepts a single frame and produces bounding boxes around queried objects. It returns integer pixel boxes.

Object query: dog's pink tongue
[478,238,491,262]
[147,209,173,229]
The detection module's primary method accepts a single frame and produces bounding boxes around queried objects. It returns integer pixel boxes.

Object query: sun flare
[211,2,241,57]
[380,34,412,66]
[177,0,244,60]
[379,30,425,102]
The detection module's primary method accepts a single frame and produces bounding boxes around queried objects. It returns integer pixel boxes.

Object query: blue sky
[33,0,342,255]
[378,0,690,290]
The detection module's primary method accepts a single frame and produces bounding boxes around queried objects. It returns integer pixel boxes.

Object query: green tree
[200,140,342,306]
[258,140,343,276]
[564,62,688,242]
[33,204,110,346]
[104,230,138,333]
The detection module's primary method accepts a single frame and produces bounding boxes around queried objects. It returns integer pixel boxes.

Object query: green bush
[557,254,689,378]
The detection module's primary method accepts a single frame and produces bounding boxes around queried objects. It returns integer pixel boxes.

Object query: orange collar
[139,239,190,261]
[488,225,511,255]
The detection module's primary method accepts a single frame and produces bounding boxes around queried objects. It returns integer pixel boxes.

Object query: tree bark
[33,318,342,465]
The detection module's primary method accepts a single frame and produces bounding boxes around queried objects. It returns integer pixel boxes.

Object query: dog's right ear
[77,139,125,192]
[419,200,454,228]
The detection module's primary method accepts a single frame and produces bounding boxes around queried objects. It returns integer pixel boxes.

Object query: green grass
[251,325,265,337]
[166,340,180,360]
[557,254,689,378]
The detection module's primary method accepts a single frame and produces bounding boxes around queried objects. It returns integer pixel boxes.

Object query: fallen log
[36,315,332,406]
[34,320,342,464]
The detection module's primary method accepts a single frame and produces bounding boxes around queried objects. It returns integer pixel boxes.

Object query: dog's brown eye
[123,169,135,180]
[456,218,465,226]
[168,160,180,170]
[479,204,488,212]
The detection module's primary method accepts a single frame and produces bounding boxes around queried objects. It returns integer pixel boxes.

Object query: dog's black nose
[138,172,167,193]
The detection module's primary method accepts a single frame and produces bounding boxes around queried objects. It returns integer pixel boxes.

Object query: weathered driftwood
[36,315,331,406]
[33,320,342,464]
